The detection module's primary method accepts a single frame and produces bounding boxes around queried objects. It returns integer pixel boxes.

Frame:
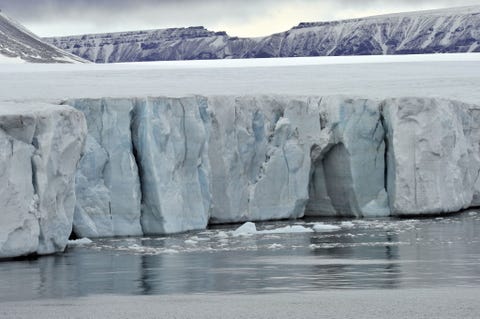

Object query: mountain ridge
[44,5,480,63]
[0,11,87,63]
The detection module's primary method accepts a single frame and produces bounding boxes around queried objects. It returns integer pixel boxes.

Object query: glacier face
[45,6,480,63]
[0,103,86,258]
[206,96,311,223]
[1,95,479,258]
[66,99,142,237]
[131,97,211,234]
[305,97,388,217]
[384,98,480,215]
[66,95,480,239]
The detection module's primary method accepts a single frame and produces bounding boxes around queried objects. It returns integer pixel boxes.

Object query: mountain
[0,11,86,63]
[45,6,480,63]
[46,26,251,63]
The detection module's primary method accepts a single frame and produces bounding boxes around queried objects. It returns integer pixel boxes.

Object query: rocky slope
[45,6,480,63]
[0,12,86,63]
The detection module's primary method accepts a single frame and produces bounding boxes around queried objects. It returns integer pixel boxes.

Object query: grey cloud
[0,0,478,36]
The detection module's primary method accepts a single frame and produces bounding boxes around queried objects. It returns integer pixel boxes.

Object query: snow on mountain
[0,11,87,63]
[46,26,249,63]
[45,6,480,63]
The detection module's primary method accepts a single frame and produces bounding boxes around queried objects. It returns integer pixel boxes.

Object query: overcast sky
[1,0,479,37]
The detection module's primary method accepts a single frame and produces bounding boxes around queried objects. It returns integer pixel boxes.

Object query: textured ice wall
[383,98,480,215]
[65,95,480,238]
[305,97,388,217]
[68,97,211,236]
[0,103,86,258]
[207,96,388,222]
[207,96,312,223]
[132,97,211,234]
[2,95,478,258]
[66,99,142,237]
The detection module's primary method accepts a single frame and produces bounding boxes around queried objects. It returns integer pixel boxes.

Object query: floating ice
[214,231,230,239]
[67,238,93,246]
[268,243,284,249]
[232,222,257,236]
[340,221,355,228]
[232,222,314,236]
[312,223,341,232]
[257,225,314,234]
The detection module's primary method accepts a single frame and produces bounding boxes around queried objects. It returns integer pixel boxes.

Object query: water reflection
[307,230,402,289]
[0,212,479,301]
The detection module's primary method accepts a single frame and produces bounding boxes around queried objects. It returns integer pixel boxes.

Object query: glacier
[0,102,86,258]
[131,97,211,234]
[383,98,480,215]
[1,95,480,258]
[67,99,142,237]
[66,96,480,238]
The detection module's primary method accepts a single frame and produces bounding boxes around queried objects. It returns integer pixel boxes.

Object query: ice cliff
[1,95,479,258]
[65,96,480,239]
[0,103,86,258]
[383,98,480,214]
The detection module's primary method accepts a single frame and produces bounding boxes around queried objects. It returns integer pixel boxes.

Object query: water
[0,211,479,302]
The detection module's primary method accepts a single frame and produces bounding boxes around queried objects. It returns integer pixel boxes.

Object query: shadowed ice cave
[307,143,359,217]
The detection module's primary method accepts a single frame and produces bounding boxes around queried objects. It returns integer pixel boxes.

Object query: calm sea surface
[0,211,479,302]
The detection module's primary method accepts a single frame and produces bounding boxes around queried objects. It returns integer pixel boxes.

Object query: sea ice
[232,222,314,236]
[232,222,257,236]
[312,223,341,232]
[67,238,93,246]
[340,221,355,228]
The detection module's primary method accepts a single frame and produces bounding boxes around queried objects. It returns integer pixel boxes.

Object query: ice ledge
[1,95,479,258]
[0,102,87,259]
[65,95,480,238]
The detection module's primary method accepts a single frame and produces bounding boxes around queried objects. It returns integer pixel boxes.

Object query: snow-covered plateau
[0,54,480,258]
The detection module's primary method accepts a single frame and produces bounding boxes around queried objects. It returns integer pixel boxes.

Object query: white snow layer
[1,94,479,258]
[0,102,87,258]
[1,54,480,105]
[0,54,25,64]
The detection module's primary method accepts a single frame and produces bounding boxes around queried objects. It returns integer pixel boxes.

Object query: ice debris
[232,222,314,236]
[67,238,93,246]
[312,223,341,232]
